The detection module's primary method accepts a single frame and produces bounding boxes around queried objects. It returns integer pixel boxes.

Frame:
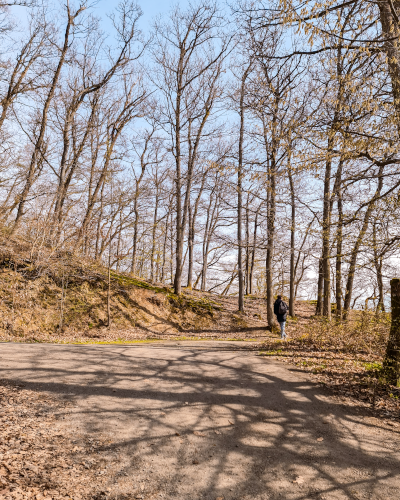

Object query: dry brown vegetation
[0,380,126,500]
[259,301,400,419]
[0,236,268,343]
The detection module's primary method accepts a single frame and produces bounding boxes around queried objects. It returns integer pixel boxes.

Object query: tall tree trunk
[170,213,175,285]
[378,1,400,134]
[201,195,213,292]
[131,201,139,274]
[173,78,183,294]
[288,162,295,317]
[343,166,384,318]
[150,192,159,282]
[335,160,344,318]
[372,219,385,312]
[249,206,260,295]
[12,6,84,234]
[322,141,333,319]
[237,64,251,312]
[187,202,194,289]
[266,167,276,328]
[316,257,324,315]
[186,170,207,288]
[383,278,400,385]
[160,211,169,283]
[245,195,250,296]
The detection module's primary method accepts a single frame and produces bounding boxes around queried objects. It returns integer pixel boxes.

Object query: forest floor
[1,341,400,500]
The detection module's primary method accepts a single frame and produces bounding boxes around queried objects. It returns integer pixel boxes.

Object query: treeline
[0,0,399,328]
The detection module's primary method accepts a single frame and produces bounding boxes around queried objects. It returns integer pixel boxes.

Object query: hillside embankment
[0,236,269,344]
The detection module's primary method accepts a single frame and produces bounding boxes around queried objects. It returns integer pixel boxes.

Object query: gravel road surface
[1,341,399,500]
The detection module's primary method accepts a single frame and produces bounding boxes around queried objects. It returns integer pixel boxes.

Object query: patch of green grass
[259,349,283,356]
[109,271,170,294]
[170,337,257,342]
[109,270,222,313]
[66,339,163,345]
[363,361,383,372]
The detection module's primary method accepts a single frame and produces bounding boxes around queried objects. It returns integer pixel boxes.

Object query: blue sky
[95,0,184,30]
[11,1,188,37]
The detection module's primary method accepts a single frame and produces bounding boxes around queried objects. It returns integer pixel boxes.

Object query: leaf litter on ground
[258,304,400,421]
[0,380,122,499]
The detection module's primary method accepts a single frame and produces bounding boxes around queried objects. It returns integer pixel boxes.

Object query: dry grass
[259,303,400,419]
[0,235,269,343]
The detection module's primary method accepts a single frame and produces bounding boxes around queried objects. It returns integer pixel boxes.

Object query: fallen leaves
[258,309,400,420]
[193,431,206,437]
[0,381,108,499]
[293,476,304,485]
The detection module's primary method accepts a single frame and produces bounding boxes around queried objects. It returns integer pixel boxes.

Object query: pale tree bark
[152,2,231,295]
[187,168,207,288]
[343,164,385,319]
[245,193,250,296]
[150,167,167,282]
[12,3,87,234]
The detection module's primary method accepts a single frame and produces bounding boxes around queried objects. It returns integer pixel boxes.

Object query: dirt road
[1,341,399,500]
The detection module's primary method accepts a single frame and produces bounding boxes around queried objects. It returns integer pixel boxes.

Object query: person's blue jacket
[274,298,288,322]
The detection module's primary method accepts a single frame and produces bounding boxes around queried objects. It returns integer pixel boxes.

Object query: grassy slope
[0,237,268,343]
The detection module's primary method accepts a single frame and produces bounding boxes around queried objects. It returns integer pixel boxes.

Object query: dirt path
[1,341,400,500]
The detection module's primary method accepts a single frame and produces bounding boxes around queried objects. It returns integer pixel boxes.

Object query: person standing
[274,295,288,339]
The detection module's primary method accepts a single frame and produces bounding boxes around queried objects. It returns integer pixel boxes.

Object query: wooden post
[383,278,400,386]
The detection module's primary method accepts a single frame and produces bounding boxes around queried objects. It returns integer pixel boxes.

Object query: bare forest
[0,0,399,327]
[3,2,400,498]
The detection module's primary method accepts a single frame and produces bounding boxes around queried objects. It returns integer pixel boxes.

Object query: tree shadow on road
[1,343,399,500]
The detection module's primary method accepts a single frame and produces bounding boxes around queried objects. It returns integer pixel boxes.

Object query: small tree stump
[384,278,400,386]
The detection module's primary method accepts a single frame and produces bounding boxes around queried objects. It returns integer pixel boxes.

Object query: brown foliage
[259,305,400,419]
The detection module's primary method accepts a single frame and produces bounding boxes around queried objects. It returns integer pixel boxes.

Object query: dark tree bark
[383,278,400,386]
[335,159,344,318]
[316,257,324,315]
[237,62,252,312]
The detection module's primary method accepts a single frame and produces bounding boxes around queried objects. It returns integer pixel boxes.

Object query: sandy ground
[1,341,400,500]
